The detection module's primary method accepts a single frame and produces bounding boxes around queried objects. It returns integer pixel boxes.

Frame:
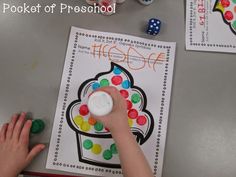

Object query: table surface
[1,0,236,177]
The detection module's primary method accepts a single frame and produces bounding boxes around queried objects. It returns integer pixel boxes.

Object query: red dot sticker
[136,116,147,126]
[128,109,138,119]
[120,90,129,98]
[224,11,233,21]
[79,104,89,116]
[221,0,230,7]
[105,127,110,132]
[111,76,123,85]
[126,100,133,110]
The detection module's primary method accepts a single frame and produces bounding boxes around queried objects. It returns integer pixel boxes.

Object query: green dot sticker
[30,119,45,134]
[94,122,104,131]
[103,149,113,160]
[100,79,110,87]
[83,139,93,150]
[233,20,236,30]
[131,93,141,104]
[110,144,118,154]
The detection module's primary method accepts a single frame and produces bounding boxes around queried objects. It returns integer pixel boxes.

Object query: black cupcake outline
[66,62,154,168]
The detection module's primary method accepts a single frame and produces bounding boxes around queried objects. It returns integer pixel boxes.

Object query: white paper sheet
[186,0,236,53]
[46,26,176,177]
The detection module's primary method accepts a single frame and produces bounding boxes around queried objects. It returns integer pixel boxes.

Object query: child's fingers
[19,120,32,145]
[12,112,26,141]
[26,144,45,164]
[0,123,8,142]
[6,114,19,139]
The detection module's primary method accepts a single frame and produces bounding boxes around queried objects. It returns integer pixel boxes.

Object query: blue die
[147,18,161,35]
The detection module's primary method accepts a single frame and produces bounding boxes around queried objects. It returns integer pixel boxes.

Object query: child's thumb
[27,144,45,164]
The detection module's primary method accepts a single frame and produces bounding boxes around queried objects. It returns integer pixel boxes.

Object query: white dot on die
[151,20,154,23]
[156,27,159,29]
[157,21,160,24]
[153,23,157,26]
[150,25,153,28]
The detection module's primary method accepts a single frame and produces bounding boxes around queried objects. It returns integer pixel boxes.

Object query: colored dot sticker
[92,82,100,90]
[80,121,91,132]
[103,149,113,160]
[94,122,104,131]
[92,144,102,154]
[100,79,110,87]
[102,149,112,160]
[79,104,89,116]
[233,20,236,30]
[224,11,233,21]
[88,117,97,125]
[131,93,141,104]
[217,3,225,12]
[126,100,133,110]
[122,80,130,89]
[113,67,122,75]
[128,118,133,127]
[111,76,123,85]
[73,115,84,126]
[136,115,147,126]
[83,139,93,150]
[120,90,129,98]
[221,0,230,7]
[110,144,118,154]
[128,109,138,119]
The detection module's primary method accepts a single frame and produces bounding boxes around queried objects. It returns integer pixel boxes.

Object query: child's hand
[91,86,130,137]
[0,112,45,177]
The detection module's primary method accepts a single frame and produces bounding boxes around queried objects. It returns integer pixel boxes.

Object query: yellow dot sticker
[73,115,84,127]
[91,144,102,154]
[128,118,133,127]
[80,121,91,132]
[216,3,224,12]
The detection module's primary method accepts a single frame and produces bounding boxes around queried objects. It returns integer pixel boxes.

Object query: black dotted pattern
[188,1,236,49]
[51,31,172,176]
[153,48,170,176]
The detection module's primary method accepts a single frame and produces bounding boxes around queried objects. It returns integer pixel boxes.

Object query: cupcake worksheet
[46,27,176,177]
[186,0,236,53]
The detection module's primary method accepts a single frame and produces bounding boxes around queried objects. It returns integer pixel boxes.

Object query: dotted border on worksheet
[51,31,172,176]
[188,1,236,49]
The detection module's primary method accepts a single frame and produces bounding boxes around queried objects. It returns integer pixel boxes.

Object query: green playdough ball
[30,119,45,134]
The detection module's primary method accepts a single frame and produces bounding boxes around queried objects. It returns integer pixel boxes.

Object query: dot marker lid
[88,91,113,116]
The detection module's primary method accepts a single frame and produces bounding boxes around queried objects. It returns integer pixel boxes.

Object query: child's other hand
[0,112,45,177]
[91,86,130,137]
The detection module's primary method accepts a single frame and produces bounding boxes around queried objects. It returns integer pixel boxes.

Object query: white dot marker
[88,91,113,116]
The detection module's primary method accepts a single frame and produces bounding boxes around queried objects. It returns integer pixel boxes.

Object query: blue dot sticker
[113,67,122,75]
[92,82,100,90]
[122,80,130,89]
